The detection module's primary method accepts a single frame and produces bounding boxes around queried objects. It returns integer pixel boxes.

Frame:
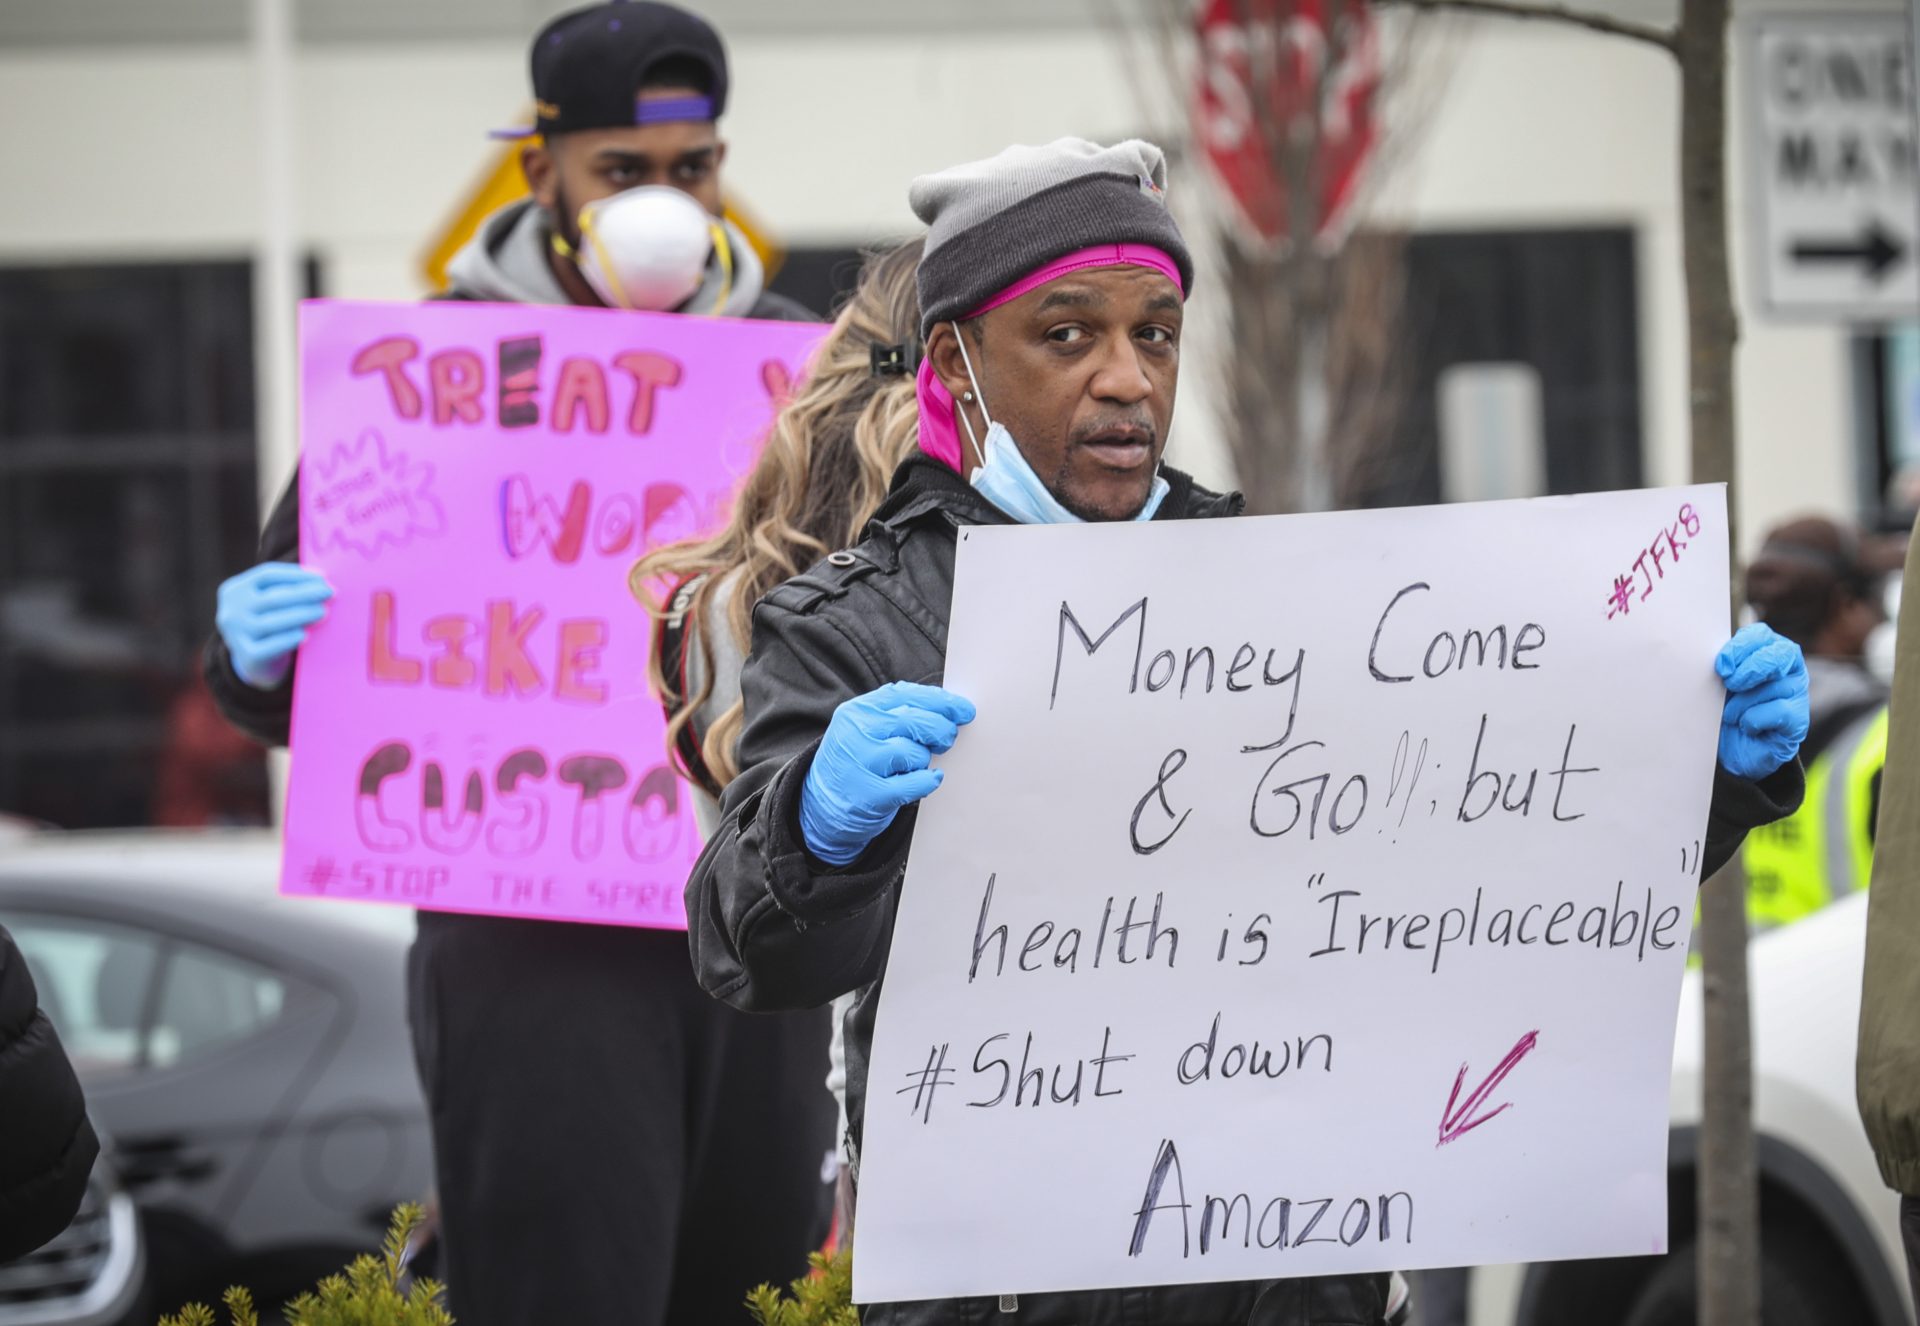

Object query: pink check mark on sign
[1438,1030,1540,1147]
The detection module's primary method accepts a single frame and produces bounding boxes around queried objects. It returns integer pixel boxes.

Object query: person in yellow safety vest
[1741,516,1891,930]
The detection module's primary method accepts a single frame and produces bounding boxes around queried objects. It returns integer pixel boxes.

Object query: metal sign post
[1748,13,1920,322]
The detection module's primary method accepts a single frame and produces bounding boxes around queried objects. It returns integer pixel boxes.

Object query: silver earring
[962,391,974,402]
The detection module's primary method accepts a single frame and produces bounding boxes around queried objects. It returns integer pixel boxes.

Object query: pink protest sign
[281,298,826,928]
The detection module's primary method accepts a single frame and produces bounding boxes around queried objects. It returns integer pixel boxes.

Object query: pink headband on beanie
[915,244,1185,472]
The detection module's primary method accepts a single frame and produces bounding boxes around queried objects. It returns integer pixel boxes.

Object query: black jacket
[686,456,1805,1326]
[0,926,99,1262]
[202,287,815,748]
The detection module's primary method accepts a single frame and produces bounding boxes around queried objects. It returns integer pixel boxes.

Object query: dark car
[0,830,431,1316]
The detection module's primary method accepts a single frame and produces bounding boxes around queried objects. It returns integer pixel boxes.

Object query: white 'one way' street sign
[1748,13,1920,322]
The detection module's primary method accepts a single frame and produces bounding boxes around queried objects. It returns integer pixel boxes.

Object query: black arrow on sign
[1790,219,1908,282]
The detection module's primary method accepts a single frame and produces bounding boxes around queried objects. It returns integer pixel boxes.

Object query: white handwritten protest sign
[853,485,1729,1304]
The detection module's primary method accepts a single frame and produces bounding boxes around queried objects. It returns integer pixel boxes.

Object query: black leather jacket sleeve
[1704,759,1805,877]
[202,469,302,748]
[685,593,917,1014]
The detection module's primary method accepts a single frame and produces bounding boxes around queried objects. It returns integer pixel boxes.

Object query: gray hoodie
[444,198,573,305]
[444,197,815,323]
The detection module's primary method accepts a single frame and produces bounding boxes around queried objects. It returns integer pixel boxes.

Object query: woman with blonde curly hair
[632,238,925,1246]
[634,237,924,811]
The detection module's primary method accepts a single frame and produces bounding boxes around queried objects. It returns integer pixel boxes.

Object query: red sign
[1194,0,1381,244]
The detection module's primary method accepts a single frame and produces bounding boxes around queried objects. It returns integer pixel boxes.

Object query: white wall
[0,31,1227,490]
[0,8,1887,549]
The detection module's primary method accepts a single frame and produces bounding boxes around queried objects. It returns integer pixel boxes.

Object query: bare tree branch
[1106,0,1432,513]
[1376,0,1677,54]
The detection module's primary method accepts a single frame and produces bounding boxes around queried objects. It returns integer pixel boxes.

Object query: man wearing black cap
[203,5,833,1324]
[457,0,812,320]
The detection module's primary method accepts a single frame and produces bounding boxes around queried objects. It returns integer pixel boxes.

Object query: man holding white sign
[686,138,1811,1324]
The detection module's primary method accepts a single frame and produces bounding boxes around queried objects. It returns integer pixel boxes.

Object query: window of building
[1376,227,1645,509]
[0,262,270,829]
[768,247,866,322]
[1861,327,1920,532]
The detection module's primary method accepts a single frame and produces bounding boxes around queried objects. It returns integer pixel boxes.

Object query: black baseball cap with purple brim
[490,0,729,140]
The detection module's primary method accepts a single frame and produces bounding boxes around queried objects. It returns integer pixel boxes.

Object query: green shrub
[745,1247,858,1326]
[158,1205,452,1326]
[161,1206,854,1326]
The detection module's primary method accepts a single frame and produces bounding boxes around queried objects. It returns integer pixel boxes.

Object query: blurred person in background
[1741,516,1889,931]
[200,5,832,1324]
[204,0,810,746]
[635,236,925,1250]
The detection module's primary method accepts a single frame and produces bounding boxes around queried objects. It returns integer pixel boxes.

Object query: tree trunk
[1679,0,1758,1322]
[1283,7,1333,513]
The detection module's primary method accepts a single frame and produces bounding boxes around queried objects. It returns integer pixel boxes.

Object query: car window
[0,913,160,1076]
[149,943,286,1068]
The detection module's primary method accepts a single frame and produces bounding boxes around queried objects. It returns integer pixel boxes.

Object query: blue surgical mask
[952,322,1168,526]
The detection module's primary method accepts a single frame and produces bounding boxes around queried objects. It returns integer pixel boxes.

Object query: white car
[1470,891,1913,1326]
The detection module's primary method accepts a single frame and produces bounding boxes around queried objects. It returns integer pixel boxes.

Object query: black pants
[407,912,835,1326]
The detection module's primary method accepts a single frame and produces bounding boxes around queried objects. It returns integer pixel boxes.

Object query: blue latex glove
[216,563,333,690]
[1715,623,1809,780]
[799,682,977,866]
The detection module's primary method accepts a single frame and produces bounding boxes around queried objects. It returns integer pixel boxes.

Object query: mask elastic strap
[950,320,993,462]
[705,222,735,316]
[575,207,636,311]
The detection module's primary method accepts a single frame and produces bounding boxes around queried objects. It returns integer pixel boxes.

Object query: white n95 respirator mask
[559,185,731,312]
